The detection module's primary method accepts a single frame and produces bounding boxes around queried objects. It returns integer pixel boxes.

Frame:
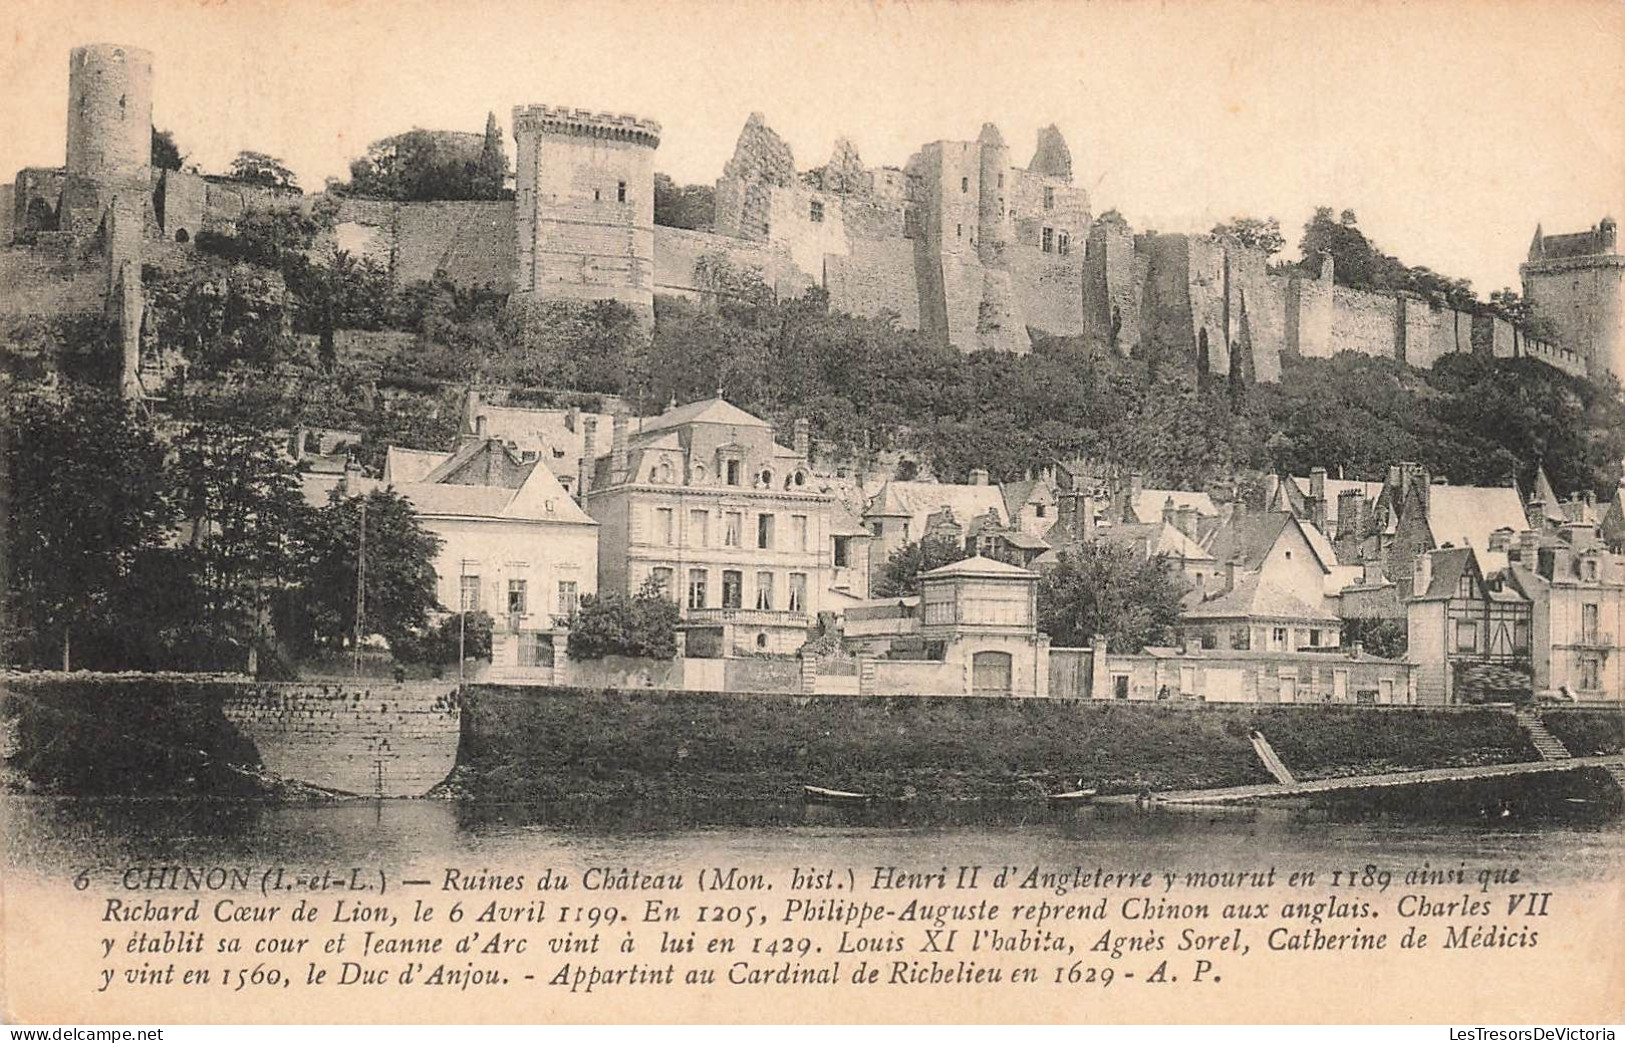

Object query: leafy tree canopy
[567,578,681,661]
[873,536,971,598]
[151,126,184,171]
[226,151,300,192]
[1037,542,1189,653]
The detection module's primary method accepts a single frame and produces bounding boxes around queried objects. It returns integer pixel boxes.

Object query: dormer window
[725,459,741,486]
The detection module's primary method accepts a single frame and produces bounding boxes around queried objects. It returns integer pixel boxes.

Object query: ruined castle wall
[1008,244,1082,336]
[824,237,921,328]
[1330,285,1400,360]
[1008,169,1088,253]
[12,169,66,238]
[975,266,1032,354]
[331,198,515,291]
[394,201,515,289]
[1082,222,1141,355]
[1229,249,1285,382]
[1397,296,1431,366]
[839,196,908,241]
[1184,237,1232,376]
[652,225,814,302]
[764,184,850,277]
[1472,313,1518,358]
[1522,333,1589,378]
[0,239,107,316]
[158,169,206,242]
[1413,302,1472,370]
[1285,269,1333,359]
[1140,234,1197,367]
[201,179,302,230]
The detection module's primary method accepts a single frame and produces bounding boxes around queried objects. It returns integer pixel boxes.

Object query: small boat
[802,785,874,806]
[1047,788,1098,807]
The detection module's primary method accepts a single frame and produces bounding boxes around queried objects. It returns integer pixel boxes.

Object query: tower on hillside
[510,105,661,324]
[62,43,153,235]
[1521,217,1624,384]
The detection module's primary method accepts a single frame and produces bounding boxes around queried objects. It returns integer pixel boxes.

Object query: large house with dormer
[581,397,839,656]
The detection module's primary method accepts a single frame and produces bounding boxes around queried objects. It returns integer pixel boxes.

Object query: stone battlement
[512,105,661,147]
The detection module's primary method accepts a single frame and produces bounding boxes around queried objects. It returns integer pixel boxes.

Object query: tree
[151,126,184,170]
[1211,216,1285,257]
[344,129,504,201]
[3,389,173,669]
[873,535,970,598]
[654,174,716,230]
[566,578,681,660]
[227,151,300,192]
[299,488,443,651]
[167,416,313,654]
[1037,542,1189,652]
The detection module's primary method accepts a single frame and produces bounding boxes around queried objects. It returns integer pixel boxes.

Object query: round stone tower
[511,106,661,323]
[975,122,1011,265]
[62,43,154,234]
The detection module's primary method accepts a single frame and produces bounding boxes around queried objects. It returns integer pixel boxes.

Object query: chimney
[1361,558,1384,586]
[1161,496,1177,527]
[793,418,811,461]
[1413,550,1433,598]
[610,414,629,485]
[463,388,481,436]
[1350,642,1363,660]
[1176,504,1198,538]
[1336,489,1361,540]
[1487,527,1512,554]
[566,406,580,434]
[578,416,597,501]
[1121,471,1142,521]
[1224,561,1237,593]
[1525,497,1546,530]
[1387,464,1402,499]
[1309,467,1328,531]
[970,468,989,486]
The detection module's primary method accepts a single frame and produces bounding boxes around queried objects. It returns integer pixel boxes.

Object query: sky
[3,0,1623,294]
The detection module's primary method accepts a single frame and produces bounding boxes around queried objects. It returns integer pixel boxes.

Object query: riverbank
[5,675,1618,805]
[455,685,1576,803]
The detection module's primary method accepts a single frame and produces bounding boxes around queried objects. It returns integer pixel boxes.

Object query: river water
[3,792,1621,1023]
[5,788,1621,885]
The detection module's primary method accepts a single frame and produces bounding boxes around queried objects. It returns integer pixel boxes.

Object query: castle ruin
[2,44,1608,392]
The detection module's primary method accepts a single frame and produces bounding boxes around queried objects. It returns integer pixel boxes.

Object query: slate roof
[384,446,449,485]
[636,397,770,436]
[1204,512,1331,573]
[300,453,595,526]
[920,555,1038,580]
[1424,485,1529,555]
[866,480,1009,534]
[1412,546,1474,601]
[1098,521,1215,561]
[1183,572,1340,623]
[1132,489,1216,523]
[1288,475,1384,528]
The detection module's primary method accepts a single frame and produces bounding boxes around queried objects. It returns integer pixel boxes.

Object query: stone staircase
[1249,730,1298,786]
[1513,708,1572,761]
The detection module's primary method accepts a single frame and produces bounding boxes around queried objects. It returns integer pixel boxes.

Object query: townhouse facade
[583,398,837,655]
